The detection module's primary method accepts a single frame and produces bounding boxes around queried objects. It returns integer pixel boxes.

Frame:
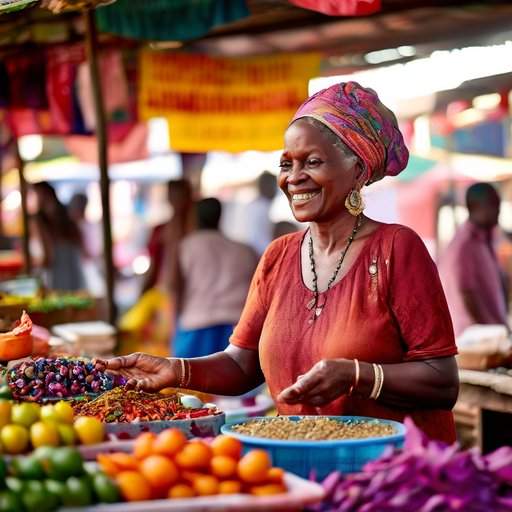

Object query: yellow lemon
[54,401,74,424]
[1,424,29,454]
[73,417,105,445]
[30,421,60,448]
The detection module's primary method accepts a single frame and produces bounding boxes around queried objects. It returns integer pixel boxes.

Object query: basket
[221,415,405,479]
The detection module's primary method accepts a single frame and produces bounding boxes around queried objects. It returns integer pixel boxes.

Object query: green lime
[44,479,66,506]
[22,480,54,512]
[92,473,120,503]
[48,447,83,481]
[62,476,93,507]
[0,490,23,512]
[10,455,46,479]
[5,477,23,494]
[0,386,12,400]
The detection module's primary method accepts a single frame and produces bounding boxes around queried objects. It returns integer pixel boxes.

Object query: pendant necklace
[306,215,363,323]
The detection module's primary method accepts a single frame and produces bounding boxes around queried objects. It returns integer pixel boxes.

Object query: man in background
[172,197,258,358]
[438,182,509,336]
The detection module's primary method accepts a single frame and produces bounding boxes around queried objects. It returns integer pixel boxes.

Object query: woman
[98,82,459,442]
[32,182,85,291]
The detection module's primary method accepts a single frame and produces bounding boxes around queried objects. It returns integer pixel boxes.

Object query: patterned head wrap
[290,81,409,184]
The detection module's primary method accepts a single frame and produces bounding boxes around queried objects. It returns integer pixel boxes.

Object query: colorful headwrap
[290,81,409,184]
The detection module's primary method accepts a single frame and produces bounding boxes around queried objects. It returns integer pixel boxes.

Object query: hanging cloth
[95,0,249,41]
[287,0,380,16]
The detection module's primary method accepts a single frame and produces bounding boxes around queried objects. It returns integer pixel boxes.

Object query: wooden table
[455,373,512,452]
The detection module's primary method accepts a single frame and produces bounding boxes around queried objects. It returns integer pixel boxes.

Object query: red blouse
[230,224,458,443]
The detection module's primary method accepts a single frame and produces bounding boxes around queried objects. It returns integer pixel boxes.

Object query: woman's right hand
[95,352,179,392]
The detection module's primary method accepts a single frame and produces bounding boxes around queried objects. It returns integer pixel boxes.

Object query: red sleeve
[388,227,458,361]
[229,238,284,351]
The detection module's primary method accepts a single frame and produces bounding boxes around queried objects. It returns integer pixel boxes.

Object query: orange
[97,454,120,477]
[180,470,204,484]
[267,467,285,484]
[210,455,238,479]
[168,483,195,499]
[116,471,152,502]
[108,452,139,471]
[133,432,156,459]
[218,480,242,495]
[175,441,212,470]
[193,475,219,496]
[140,455,179,490]
[250,483,287,496]
[237,450,271,484]
[153,429,187,457]
[211,435,242,460]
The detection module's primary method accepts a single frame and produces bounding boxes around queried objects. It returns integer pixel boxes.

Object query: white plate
[60,473,325,511]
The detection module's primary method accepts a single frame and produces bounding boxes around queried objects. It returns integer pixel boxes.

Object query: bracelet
[184,359,192,388]
[369,363,381,400]
[348,359,360,396]
[375,364,385,399]
[178,358,187,388]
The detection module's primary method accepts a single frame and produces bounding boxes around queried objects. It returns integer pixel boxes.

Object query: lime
[0,490,23,512]
[30,421,60,448]
[32,446,56,474]
[1,424,29,454]
[57,424,76,446]
[62,476,93,507]
[92,473,120,503]
[73,416,105,445]
[10,456,46,480]
[47,447,83,481]
[44,479,66,507]
[54,402,74,424]
[0,401,11,429]
[40,405,59,424]
[5,477,23,494]
[0,387,12,400]
[11,403,40,427]
[22,480,54,512]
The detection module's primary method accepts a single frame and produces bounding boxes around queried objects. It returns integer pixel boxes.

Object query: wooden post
[84,9,116,325]
[15,142,31,274]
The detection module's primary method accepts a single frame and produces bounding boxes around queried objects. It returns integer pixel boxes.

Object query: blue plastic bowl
[221,415,405,479]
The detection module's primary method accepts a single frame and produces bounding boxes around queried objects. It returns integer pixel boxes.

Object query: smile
[291,191,320,203]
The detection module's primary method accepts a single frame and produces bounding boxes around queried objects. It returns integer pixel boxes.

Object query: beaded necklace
[306,215,363,323]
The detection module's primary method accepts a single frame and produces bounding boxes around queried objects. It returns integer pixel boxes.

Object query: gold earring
[345,189,364,216]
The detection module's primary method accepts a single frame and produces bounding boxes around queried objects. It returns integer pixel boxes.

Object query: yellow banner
[138,51,321,153]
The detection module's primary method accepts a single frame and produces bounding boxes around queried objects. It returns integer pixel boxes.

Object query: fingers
[277,370,321,404]
[97,353,140,371]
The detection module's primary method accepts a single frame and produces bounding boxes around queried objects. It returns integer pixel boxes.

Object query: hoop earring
[345,189,364,216]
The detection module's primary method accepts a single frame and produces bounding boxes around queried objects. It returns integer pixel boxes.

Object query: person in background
[141,179,194,296]
[272,220,300,240]
[438,182,509,336]
[68,192,104,296]
[32,182,85,291]
[244,171,277,255]
[172,197,258,358]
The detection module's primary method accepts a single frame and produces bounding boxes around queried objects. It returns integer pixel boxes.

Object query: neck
[309,212,361,254]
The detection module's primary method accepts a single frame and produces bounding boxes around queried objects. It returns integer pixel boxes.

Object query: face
[278,119,361,223]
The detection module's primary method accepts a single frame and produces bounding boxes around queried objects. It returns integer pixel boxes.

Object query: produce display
[0,399,105,454]
[28,295,94,314]
[308,418,512,511]
[231,417,396,440]
[7,357,116,401]
[98,429,287,501]
[72,388,220,423]
[0,446,119,511]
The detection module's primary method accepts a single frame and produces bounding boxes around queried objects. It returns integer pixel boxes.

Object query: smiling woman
[97,82,459,444]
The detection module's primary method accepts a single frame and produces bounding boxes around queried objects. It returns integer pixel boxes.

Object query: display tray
[60,472,324,511]
[104,412,226,439]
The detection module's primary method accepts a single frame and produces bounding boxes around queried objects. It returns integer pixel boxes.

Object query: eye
[306,158,322,167]
[279,160,292,171]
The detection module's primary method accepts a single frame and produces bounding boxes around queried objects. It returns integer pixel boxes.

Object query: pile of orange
[97,429,287,502]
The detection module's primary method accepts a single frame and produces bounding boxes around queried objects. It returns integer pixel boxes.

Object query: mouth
[291,191,321,204]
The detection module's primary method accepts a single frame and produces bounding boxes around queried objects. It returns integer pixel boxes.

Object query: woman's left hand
[277,359,355,407]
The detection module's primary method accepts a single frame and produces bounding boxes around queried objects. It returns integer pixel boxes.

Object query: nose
[286,163,308,186]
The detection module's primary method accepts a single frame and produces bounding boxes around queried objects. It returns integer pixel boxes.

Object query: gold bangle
[183,359,192,389]
[348,359,360,396]
[375,364,385,399]
[369,363,379,399]
[178,358,186,388]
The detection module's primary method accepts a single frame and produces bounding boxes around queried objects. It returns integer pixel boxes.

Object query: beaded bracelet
[348,359,360,396]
